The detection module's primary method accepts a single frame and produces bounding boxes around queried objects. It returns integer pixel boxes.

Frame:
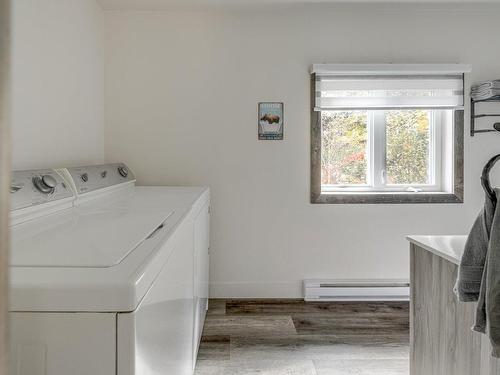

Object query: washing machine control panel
[66,163,135,195]
[10,169,73,211]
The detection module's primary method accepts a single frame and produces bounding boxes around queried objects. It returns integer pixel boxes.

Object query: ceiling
[98,0,500,10]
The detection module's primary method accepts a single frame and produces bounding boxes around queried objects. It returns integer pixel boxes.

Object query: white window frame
[321,109,443,193]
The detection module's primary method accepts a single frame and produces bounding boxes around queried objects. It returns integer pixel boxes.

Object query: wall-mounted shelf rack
[471,97,500,137]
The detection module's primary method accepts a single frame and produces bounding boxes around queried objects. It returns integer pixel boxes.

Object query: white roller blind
[312,64,469,111]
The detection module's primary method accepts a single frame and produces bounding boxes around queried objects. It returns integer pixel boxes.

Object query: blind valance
[312,64,470,111]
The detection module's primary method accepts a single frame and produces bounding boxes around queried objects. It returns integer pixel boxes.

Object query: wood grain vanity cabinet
[408,236,500,375]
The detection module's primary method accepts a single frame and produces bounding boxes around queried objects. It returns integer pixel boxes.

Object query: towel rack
[471,97,500,137]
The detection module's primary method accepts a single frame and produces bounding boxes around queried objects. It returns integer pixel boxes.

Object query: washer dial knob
[81,173,89,182]
[33,175,57,194]
[118,166,128,178]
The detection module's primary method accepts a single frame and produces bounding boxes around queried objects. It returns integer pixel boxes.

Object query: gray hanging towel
[475,188,500,357]
[456,154,500,302]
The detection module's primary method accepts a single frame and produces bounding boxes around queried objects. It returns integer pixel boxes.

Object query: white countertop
[406,235,467,265]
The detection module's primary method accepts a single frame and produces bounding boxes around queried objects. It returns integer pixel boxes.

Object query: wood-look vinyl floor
[195,299,409,375]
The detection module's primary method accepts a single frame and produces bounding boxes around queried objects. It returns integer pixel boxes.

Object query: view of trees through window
[321,110,431,187]
[321,111,368,185]
[385,110,430,185]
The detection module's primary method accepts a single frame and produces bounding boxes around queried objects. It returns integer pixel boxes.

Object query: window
[310,64,469,204]
[321,109,442,191]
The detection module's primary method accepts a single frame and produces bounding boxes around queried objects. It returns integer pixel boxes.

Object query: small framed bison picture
[258,102,284,140]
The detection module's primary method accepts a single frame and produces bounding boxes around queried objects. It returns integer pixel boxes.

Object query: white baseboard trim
[210,281,303,298]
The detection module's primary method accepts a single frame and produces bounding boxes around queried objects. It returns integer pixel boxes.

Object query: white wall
[104,4,500,297]
[11,0,105,170]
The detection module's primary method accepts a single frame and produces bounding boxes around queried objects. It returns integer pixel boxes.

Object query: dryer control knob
[118,166,128,178]
[81,173,89,183]
[42,175,57,189]
[33,175,57,194]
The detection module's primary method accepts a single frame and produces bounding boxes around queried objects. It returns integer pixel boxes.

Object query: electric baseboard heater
[303,279,410,302]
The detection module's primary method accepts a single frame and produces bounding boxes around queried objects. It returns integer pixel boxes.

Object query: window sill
[311,191,463,204]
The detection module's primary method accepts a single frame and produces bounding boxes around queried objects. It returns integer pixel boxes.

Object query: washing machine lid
[11,207,174,268]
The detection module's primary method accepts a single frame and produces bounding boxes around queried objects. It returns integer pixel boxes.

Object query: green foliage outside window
[321,110,431,187]
[321,111,368,185]
[385,110,430,185]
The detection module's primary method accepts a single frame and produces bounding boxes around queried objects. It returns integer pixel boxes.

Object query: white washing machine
[9,163,210,375]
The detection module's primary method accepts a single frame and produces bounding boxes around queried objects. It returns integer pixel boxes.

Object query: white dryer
[9,164,210,375]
